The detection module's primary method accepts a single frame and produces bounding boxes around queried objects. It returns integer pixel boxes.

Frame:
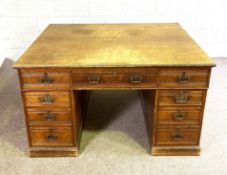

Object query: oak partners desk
[13,23,215,157]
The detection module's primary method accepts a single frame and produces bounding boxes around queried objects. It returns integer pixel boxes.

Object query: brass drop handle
[178,72,190,83]
[171,128,184,141]
[130,74,143,83]
[46,130,57,141]
[88,75,100,84]
[43,111,56,121]
[172,133,184,141]
[41,94,54,103]
[42,73,53,83]
[175,91,188,103]
[173,109,185,120]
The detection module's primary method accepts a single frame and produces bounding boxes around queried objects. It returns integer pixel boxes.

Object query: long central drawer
[72,68,159,88]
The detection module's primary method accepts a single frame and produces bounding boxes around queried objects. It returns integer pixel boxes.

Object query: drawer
[29,127,74,147]
[24,91,71,108]
[27,108,72,125]
[159,68,210,88]
[155,127,200,146]
[72,68,158,89]
[20,69,71,90]
[156,107,202,125]
[158,90,205,106]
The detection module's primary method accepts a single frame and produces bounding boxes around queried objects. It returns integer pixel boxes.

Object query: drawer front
[72,68,158,88]
[155,128,200,146]
[27,108,72,125]
[157,107,202,125]
[29,127,73,147]
[159,68,210,88]
[24,91,71,108]
[20,69,71,90]
[158,90,205,106]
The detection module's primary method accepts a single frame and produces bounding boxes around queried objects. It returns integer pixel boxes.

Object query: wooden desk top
[13,23,215,68]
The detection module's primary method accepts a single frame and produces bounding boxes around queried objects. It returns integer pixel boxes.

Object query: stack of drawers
[151,68,211,155]
[19,69,78,156]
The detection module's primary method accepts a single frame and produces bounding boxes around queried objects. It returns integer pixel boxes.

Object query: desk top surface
[14,23,215,68]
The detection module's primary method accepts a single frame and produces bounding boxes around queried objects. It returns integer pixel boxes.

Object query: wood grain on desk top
[13,23,215,68]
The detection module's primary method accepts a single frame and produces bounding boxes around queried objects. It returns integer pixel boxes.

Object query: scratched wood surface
[13,23,215,68]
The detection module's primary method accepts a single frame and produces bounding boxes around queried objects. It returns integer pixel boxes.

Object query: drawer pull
[46,130,57,141]
[171,128,184,141]
[42,94,54,103]
[178,72,190,83]
[130,74,142,83]
[46,134,58,141]
[172,133,184,141]
[43,111,56,121]
[88,75,100,84]
[173,111,185,120]
[175,91,188,103]
[42,73,53,83]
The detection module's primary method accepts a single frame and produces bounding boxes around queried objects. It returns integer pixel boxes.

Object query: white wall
[0,0,227,66]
